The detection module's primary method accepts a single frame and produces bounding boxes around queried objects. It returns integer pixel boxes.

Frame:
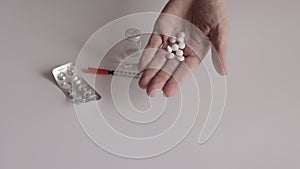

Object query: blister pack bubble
[52,62,101,104]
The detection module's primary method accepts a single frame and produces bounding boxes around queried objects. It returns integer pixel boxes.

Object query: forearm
[162,0,195,18]
[190,0,228,29]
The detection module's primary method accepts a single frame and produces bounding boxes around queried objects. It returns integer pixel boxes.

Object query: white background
[0,0,299,168]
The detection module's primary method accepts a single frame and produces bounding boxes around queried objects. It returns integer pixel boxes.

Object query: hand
[138,0,230,97]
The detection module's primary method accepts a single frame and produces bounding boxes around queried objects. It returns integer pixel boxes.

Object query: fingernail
[149,89,160,97]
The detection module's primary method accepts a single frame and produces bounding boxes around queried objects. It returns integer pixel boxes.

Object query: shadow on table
[42,69,57,85]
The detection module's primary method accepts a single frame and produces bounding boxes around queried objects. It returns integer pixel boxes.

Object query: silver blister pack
[52,62,101,104]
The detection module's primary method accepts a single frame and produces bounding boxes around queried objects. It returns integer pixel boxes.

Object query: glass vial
[123,28,142,70]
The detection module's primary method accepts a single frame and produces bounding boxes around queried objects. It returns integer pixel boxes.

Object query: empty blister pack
[52,62,101,104]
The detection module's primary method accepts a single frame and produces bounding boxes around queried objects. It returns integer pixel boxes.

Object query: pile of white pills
[166,32,186,62]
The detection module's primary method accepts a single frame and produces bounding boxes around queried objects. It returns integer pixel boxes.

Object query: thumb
[210,18,230,76]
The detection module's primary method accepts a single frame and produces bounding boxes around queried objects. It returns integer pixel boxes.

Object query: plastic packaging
[52,62,101,104]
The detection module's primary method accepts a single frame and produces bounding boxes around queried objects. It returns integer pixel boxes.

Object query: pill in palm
[177,55,185,62]
[178,32,185,39]
[178,42,185,49]
[169,36,177,43]
[176,50,184,56]
[177,37,184,43]
[171,44,179,51]
[167,45,172,53]
[166,53,175,59]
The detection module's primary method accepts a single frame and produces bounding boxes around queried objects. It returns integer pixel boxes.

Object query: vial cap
[125,28,141,41]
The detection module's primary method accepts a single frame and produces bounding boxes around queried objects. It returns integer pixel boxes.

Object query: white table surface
[1,0,299,168]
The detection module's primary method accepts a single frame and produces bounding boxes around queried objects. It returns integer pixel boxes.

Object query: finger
[146,57,181,97]
[210,18,230,75]
[139,48,168,89]
[163,54,202,97]
[138,33,163,71]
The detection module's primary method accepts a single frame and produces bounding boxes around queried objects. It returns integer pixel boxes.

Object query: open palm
[139,0,229,97]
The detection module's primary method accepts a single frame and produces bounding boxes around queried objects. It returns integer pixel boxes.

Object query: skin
[138,0,230,97]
